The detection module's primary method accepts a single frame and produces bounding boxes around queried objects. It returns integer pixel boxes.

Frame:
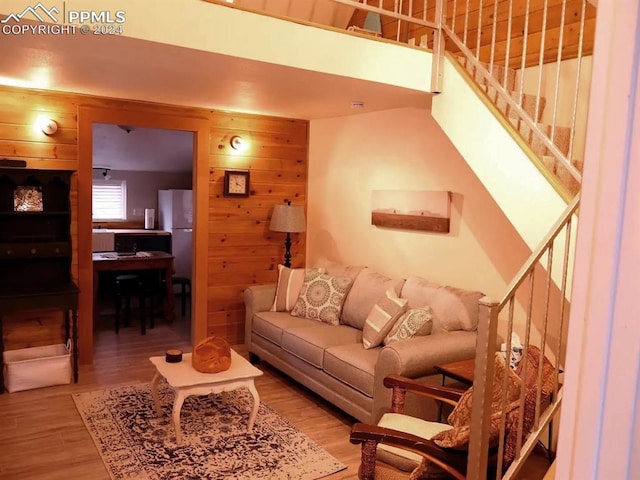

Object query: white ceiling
[92,123,195,173]
[0,8,431,172]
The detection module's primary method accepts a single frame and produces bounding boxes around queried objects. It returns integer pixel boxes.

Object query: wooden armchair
[350,349,555,480]
[350,375,471,479]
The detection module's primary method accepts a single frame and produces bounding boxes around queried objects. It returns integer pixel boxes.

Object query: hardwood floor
[0,309,360,479]
[0,306,551,480]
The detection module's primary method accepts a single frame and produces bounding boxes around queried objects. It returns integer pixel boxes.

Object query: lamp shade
[270,204,306,233]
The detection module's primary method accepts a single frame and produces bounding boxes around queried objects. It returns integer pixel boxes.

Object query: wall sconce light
[36,116,58,136]
[102,168,111,181]
[230,135,247,151]
[269,201,306,268]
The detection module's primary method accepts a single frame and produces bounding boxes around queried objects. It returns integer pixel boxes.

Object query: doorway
[91,123,194,343]
[78,106,209,365]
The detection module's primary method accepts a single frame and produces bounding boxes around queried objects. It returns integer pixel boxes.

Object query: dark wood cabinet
[0,168,79,392]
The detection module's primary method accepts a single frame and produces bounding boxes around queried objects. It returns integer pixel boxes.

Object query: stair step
[541,155,582,196]
[527,124,571,157]
[542,155,584,174]
[457,55,516,91]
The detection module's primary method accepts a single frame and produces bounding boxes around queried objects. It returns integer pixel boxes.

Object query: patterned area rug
[72,383,347,480]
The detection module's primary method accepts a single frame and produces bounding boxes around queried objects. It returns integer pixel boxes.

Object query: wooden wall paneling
[347,0,596,68]
[207,285,249,310]
[476,17,596,68]
[206,309,245,341]
[206,118,308,345]
[0,123,77,145]
[0,84,308,363]
[208,111,308,135]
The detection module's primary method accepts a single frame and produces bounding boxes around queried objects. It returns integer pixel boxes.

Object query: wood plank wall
[0,86,308,357]
[206,112,308,341]
[349,0,596,68]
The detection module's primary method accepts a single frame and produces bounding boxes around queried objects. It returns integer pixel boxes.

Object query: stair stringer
[432,55,568,252]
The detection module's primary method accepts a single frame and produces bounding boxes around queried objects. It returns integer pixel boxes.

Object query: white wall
[306,107,533,300]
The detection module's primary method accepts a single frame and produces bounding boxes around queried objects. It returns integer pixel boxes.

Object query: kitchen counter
[92,230,172,253]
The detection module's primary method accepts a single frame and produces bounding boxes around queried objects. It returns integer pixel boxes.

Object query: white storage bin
[3,342,71,393]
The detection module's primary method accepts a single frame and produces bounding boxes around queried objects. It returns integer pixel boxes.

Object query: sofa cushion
[341,267,406,330]
[324,343,379,397]
[362,287,408,349]
[291,271,355,325]
[400,276,484,333]
[314,257,365,279]
[281,324,362,368]
[383,307,434,345]
[252,311,319,346]
[271,265,316,312]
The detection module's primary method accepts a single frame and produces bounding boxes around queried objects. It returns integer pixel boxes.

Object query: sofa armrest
[372,331,478,422]
[244,284,277,348]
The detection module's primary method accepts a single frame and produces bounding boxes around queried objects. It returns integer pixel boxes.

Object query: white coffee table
[149,349,263,444]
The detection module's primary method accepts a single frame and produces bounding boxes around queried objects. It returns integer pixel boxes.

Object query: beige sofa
[244,260,485,424]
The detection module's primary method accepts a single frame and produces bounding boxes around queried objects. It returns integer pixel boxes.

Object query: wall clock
[223,170,250,198]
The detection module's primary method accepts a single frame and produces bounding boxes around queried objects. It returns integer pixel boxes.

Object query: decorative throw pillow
[362,288,408,349]
[431,353,522,450]
[270,265,314,312]
[290,271,355,325]
[383,307,434,345]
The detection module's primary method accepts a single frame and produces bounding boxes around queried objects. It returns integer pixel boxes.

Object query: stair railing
[467,195,579,480]
[439,0,594,194]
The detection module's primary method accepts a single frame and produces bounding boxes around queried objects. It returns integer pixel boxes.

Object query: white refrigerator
[158,189,193,282]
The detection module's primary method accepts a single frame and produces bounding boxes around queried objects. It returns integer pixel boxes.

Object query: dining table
[92,251,175,326]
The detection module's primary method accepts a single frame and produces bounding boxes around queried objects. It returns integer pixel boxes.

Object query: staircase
[455,55,582,198]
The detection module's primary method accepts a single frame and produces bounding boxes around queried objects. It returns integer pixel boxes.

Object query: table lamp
[269,201,306,268]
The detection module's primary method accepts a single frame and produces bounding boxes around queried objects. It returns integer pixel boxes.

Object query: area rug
[72,383,347,480]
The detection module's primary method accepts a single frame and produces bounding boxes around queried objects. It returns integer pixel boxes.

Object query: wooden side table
[434,358,475,386]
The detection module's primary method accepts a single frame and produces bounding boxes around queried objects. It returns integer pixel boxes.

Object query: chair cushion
[362,288,408,349]
[291,271,355,325]
[376,413,453,471]
[383,307,434,345]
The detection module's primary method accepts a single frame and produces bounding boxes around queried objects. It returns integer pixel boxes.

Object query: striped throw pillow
[270,265,313,312]
[362,287,408,349]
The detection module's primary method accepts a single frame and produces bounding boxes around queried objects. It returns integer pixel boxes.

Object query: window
[92,180,126,220]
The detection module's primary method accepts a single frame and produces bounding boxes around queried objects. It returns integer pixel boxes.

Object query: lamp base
[283,233,292,268]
